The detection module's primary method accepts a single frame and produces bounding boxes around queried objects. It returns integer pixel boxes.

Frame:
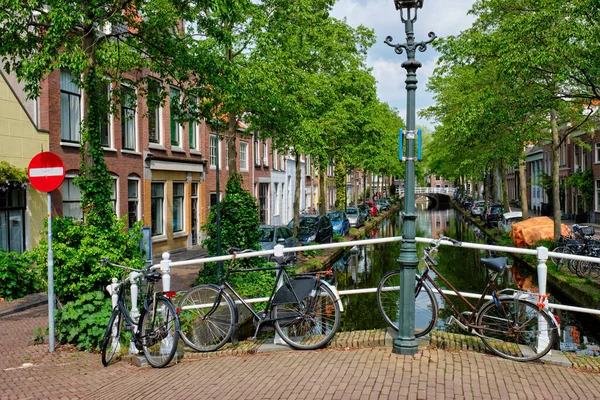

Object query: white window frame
[120,84,138,152]
[273,149,278,170]
[254,138,261,166]
[100,82,113,149]
[170,87,182,148]
[151,182,166,238]
[172,181,185,233]
[263,141,268,166]
[110,174,119,216]
[127,177,140,228]
[62,175,83,220]
[240,141,249,171]
[147,79,163,145]
[274,183,280,216]
[60,69,82,144]
[210,134,218,168]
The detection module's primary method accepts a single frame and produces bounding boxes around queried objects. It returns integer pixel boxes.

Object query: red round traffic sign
[27,152,66,192]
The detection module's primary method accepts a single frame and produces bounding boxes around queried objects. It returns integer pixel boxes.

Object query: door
[259,183,269,224]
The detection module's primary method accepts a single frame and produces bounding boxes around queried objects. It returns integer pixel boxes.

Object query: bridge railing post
[536,246,551,355]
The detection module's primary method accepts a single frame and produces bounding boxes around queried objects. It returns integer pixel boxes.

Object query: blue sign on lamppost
[385,0,436,355]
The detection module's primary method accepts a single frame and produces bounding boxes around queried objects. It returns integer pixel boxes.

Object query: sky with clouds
[330,0,477,130]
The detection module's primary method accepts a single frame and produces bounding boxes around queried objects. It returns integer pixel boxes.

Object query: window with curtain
[121,85,137,150]
[60,70,81,143]
[151,182,165,236]
[173,182,184,232]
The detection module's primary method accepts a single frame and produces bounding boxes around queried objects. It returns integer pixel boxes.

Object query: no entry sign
[27,152,66,192]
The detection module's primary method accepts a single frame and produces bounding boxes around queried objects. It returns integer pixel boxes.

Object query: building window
[240,141,248,171]
[280,154,284,171]
[173,182,184,233]
[210,192,218,207]
[60,70,81,143]
[273,149,278,170]
[147,79,161,144]
[225,141,229,170]
[62,177,83,220]
[170,88,181,146]
[210,134,218,167]
[121,85,137,151]
[596,181,600,212]
[274,183,280,216]
[110,177,118,214]
[128,178,139,228]
[100,83,111,148]
[151,182,165,236]
[188,96,198,150]
[0,187,26,254]
[263,141,268,166]
[254,139,260,166]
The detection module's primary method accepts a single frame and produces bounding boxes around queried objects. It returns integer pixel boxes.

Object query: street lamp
[385,0,435,355]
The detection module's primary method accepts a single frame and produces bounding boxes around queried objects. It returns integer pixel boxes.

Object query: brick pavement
[2,305,600,399]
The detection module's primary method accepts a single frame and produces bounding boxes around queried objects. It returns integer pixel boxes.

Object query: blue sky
[331,0,476,130]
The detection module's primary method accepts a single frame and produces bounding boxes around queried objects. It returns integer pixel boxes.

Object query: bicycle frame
[206,263,315,330]
[418,251,501,331]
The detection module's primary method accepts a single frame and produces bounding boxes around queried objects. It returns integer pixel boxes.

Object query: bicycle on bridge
[100,258,181,368]
[178,248,341,352]
[377,236,560,362]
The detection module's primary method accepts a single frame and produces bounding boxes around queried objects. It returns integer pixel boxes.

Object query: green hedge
[0,250,44,300]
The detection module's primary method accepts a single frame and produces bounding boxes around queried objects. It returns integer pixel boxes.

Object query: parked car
[471,200,485,217]
[375,199,390,212]
[498,211,523,233]
[485,204,504,227]
[288,215,334,244]
[364,201,379,217]
[258,225,297,262]
[327,211,350,236]
[345,207,366,228]
[358,204,371,221]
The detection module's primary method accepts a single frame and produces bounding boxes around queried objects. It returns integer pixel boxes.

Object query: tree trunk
[551,109,562,240]
[519,151,529,219]
[227,111,237,173]
[500,159,509,211]
[319,164,326,215]
[293,150,301,237]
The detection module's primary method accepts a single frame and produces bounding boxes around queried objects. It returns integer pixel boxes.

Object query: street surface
[2,305,600,399]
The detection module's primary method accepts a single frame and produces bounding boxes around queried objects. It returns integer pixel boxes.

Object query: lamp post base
[392,338,418,355]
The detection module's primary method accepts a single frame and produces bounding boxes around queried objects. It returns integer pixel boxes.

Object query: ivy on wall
[0,161,28,190]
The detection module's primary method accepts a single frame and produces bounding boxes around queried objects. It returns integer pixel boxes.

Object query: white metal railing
[110,236,600,354]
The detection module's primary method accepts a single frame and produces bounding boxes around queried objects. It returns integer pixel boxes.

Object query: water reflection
[331,201,599,356]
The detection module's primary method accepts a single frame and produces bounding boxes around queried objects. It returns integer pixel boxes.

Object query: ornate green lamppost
[384,0,435,355]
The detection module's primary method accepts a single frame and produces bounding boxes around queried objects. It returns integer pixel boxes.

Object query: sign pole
[47,192,55,352]
[28,151,65,354]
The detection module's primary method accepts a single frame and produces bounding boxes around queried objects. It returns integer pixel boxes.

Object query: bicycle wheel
[376,270,438,337]
[577,261,592,278]
[139,297,180,368]
[476,298,558,362]
[550,246,572,272]
[273,282,340,350]
[178,284,235,352]
[567,258,580,275]
[101,308,123,367]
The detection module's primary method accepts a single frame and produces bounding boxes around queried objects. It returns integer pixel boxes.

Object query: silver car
[259,225,297,263]
[345,207,365,228]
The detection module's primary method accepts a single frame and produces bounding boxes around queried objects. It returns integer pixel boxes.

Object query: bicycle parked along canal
[100,258,181,368]
[178,248,341,352]
[377,236,560,362]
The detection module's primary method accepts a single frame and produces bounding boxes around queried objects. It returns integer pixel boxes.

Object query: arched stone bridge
[396,187,456,208]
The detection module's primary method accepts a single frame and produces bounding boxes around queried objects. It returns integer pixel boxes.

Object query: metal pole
[47,192,55,352]
[385,5,435,355]
[215,117,223,283]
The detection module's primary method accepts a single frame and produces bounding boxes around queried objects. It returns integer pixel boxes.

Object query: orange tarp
[509,217,568,248]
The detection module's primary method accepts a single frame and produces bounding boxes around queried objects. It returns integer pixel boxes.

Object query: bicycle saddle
[480,257,507,273]
[146,272,163,282]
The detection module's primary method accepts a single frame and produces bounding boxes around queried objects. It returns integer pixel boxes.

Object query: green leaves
[0,250,43,300]
[54,290,112,351]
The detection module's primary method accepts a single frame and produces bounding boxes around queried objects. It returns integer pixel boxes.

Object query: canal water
[329,200,600,356]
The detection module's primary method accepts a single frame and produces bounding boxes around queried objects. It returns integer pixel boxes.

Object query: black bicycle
[178,249,341,351]
[377,236,559,362]
[100,259,181,368]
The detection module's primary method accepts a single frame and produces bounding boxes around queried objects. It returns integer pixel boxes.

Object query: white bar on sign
[29,167,64,177]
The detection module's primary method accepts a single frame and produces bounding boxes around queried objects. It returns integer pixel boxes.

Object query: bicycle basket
[574,225,595,237]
